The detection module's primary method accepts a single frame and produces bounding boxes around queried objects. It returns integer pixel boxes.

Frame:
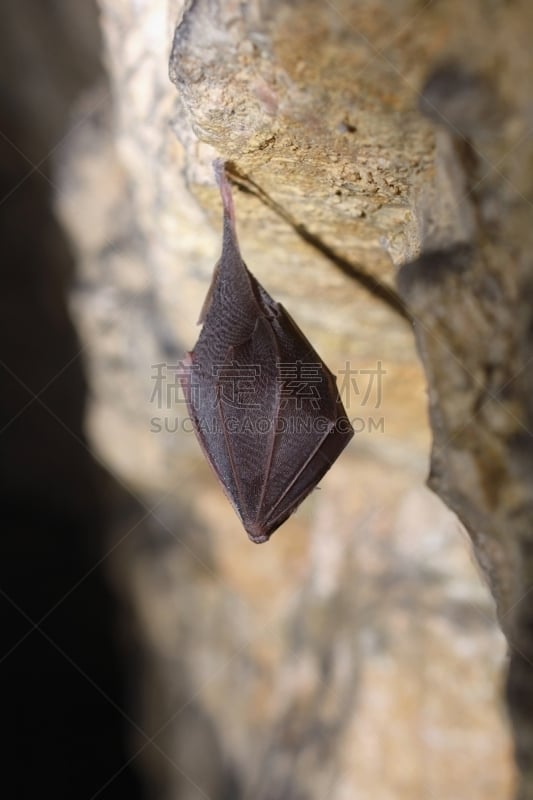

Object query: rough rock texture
[393,11,533,796]
[48,0,533,798]
[398,93,533,800]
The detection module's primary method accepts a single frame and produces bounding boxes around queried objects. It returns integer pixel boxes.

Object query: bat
[180,160,354,543]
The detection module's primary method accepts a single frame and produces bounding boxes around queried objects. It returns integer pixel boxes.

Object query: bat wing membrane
[182,163,353,542]
[217,316,281,538]
[216,308,353,542]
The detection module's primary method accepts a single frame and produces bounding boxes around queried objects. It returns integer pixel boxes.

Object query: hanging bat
[180,161,354,543]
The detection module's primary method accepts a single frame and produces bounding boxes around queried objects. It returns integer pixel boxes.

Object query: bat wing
[257,388,352,540]
[215,309,353,543]
[255,304,353,539]
[179,352,244,517]
[215,316,281,540]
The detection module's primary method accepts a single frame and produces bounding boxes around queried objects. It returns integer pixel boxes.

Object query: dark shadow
[0,3,144,798]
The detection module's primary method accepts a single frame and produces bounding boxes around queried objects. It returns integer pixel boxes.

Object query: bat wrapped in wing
[180,161,353,543]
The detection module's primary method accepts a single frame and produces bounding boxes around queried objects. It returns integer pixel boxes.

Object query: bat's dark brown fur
[180,161,353,543]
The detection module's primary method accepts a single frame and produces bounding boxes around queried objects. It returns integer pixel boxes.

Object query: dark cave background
[0,2,143,798]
